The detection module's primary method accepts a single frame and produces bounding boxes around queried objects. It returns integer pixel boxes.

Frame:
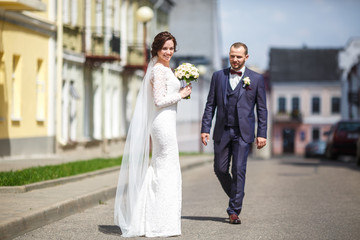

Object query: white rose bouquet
[174,63,200,99]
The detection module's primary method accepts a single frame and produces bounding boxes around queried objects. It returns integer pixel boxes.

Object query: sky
[219,0,360,70]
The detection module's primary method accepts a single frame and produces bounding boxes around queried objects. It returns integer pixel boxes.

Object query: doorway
[282,128,295,153]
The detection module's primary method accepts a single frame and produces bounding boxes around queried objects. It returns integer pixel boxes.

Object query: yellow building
[0,0,174,159]
[0,0,56,157]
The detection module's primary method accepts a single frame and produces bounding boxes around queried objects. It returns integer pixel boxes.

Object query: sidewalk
[0,152,122,172]
[0,154,213,240]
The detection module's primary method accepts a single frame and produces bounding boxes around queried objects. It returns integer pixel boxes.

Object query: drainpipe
[102,0,112,154]
[56,0,65,149]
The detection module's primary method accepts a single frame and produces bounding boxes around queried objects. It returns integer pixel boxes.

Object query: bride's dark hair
[151,31,177,58]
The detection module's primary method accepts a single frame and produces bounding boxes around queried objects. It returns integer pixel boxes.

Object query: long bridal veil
[114,56,157,236]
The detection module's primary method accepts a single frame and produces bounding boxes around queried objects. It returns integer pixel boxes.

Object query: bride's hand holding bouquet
[175,63,200,99]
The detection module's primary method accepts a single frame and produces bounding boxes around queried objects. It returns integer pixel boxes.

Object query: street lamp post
[136,6,154,73]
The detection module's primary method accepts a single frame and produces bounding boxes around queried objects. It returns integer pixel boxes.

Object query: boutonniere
[242,76,252,90]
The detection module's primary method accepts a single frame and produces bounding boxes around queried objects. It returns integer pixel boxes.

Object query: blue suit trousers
[213,126,250,216]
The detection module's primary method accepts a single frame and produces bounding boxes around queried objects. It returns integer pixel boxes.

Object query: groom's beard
[230,60,245,71]
[230,63,243,71]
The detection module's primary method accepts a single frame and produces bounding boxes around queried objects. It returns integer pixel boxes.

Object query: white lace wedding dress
[145,64,182,237]
[115,63,182,237]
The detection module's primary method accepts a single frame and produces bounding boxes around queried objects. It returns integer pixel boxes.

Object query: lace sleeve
[151,65,181,108]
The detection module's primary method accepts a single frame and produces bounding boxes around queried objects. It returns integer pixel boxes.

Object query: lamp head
[136,6,154,23]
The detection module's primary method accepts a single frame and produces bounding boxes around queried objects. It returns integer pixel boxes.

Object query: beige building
[270,48,342,156]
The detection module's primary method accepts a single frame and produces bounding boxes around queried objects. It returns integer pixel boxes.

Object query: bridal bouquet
[174,63,200,99]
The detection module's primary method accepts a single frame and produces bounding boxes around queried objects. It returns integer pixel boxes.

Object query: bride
[114,31,192,237]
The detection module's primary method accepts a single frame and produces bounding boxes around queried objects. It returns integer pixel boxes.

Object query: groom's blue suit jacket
[201,67,268,143]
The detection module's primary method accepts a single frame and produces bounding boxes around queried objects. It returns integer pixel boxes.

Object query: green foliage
[179,152,204,156]
[0,152,208,186]
[0,157,122,186]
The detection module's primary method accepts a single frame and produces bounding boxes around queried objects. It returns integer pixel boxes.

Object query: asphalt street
[14,156,360,240]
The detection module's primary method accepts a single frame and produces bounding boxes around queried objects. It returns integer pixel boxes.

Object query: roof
[269,47,342,83]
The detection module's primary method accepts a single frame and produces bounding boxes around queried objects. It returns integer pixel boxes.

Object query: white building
[339,37,360,120]
[169,0,222,152]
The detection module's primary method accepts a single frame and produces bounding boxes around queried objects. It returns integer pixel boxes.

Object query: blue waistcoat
[225,80,241,127]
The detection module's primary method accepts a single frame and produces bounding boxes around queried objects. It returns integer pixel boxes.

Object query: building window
[312,128,320,141]
[63,0,78,26]
[331,97,340,114]
[69,81,79,141]
[95,0,103,36]
[292,97,300,111]
[112,88,120,138]
[0,52,4,120]
[71,0,78,26]
[61,79,80,142]
[61,80,69,142]
[312,97,320,114]
[105,87,112,139]
[93,83,102,140]
[278,97,286,113]
[63,0,69,24]
[11,55,21,120]
[291,97,301,119]
[36,59,45,121]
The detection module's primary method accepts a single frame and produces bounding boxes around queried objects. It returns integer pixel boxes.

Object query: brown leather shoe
[229,214,241,224]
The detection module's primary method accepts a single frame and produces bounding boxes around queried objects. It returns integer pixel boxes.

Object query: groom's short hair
[230,42,248,55]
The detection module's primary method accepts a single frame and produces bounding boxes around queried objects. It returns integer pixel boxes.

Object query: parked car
[356,137,360,166]
[304,140,326,158]
[324,120,360,159]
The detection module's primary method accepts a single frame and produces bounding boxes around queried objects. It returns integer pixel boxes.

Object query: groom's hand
[256,137,267,149]
[201,133,210,146]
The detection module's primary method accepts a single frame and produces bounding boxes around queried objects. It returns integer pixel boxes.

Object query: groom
[201,42,268,224]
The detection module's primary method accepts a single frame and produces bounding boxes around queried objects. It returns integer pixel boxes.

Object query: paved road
[15,157,360,240]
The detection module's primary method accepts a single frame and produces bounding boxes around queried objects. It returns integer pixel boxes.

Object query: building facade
[57,0,124,158]
[270,48,342,156]
[0,0,174,159]
[339,38,360,120]
[0,0,56,157]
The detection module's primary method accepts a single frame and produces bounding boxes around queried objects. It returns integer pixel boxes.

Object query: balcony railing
[274,110,302,123]
[63,25,82,53]
[84,28,121,66]
[125,43,150,69]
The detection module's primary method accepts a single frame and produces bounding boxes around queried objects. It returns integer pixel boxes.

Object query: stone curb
[0,186,116,240]
[0,166,120,193]
[0,156,213,240]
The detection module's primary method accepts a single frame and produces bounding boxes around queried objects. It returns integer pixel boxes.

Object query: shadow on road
[182,216,227,223]
[98,217,227,236]
[98,225,122,236]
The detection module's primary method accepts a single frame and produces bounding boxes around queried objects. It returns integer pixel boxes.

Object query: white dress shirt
[229,66,246,90]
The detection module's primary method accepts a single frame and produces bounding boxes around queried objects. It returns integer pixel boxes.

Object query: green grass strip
[0,152,209,187]
[0,157,122,186]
